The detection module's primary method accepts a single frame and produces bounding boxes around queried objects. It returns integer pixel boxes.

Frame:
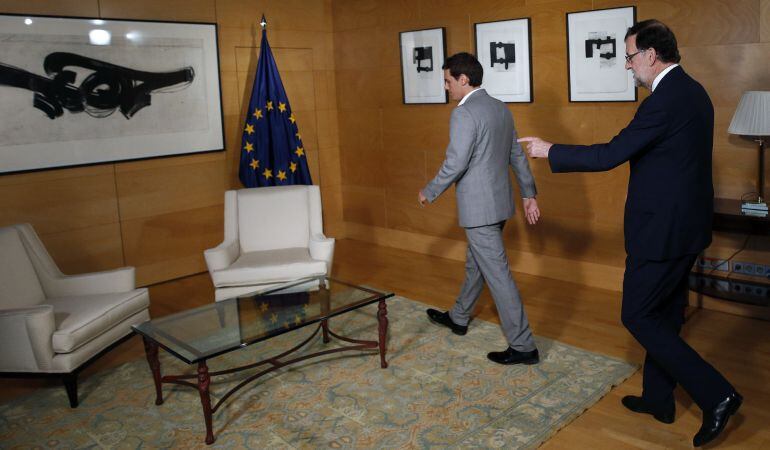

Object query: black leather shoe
[693,391,743,447]
[621,395,675,424]
[426,309,467,335]
[487,347,539,365]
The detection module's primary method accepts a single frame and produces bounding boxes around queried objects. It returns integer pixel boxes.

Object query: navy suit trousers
[621,253,734,411]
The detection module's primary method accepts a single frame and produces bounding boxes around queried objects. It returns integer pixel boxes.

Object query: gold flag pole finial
[260,14,267,29]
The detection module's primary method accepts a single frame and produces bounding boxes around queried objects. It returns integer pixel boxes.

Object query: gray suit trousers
[449,221,536,351]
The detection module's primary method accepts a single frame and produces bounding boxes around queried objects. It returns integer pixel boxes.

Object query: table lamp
[728,91,770,211]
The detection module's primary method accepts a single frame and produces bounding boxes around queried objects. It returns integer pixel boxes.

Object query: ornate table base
[142,299,388,445]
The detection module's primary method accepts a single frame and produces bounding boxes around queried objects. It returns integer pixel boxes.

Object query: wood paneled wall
[2,0,768,293]
[0,0,342,286]
[333,0,770,291]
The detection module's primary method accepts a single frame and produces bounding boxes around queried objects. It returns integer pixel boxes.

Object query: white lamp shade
[728,91,770,136]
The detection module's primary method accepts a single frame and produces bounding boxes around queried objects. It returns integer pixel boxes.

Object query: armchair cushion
[50,288,150,353]
[0,227,45,309]
[211,248,327,288]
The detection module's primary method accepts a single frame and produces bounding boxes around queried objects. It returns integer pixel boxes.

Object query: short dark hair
[442,52,483,87]
[625,19,681,64]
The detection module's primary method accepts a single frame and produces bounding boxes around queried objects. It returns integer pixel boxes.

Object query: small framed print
[566,6,637,102]
[399,27,447,104]
[474,17,533,103]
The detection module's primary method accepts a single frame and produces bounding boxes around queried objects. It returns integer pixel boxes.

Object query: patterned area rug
[0,296,636,448]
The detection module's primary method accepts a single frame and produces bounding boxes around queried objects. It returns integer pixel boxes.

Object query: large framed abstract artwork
[399,27,447,104]
[566,6,637,102]
[0,14,224,174]
[474,18,533,103]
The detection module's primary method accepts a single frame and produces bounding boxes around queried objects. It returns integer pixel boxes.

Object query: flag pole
[260,14,267,29]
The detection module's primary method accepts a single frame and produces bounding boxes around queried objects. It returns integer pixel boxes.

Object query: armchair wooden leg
[63,373,78,408]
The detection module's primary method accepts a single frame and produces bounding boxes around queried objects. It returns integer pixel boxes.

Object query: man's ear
[459,74,469,86]
[647,48,658,65]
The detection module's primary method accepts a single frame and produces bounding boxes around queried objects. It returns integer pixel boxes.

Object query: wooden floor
[3,239,768,448]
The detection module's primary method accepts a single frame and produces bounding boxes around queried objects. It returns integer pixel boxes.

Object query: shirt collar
[458,88,482,106]
[652,64,679,92]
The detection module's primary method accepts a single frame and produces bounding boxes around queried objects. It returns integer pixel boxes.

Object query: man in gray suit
[418,52,541,365]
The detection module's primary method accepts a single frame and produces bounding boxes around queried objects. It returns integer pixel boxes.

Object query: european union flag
[239,25,312,187]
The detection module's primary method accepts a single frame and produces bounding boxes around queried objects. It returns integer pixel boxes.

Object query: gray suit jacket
[422,89,537,228]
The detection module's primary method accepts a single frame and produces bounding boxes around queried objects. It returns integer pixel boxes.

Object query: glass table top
[132,277,393,364]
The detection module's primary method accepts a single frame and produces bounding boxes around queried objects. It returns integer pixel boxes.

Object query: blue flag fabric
[239,29,312,187]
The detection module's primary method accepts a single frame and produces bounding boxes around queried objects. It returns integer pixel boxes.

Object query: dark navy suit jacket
[549,66,714,261]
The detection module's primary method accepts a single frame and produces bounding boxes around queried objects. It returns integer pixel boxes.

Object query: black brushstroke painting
[584,36,616,60]
[490,42,515,69]
[413,46,433,73]
[0,52,194,119]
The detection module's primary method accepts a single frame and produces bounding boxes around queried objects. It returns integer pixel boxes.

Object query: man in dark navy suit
[519,20,742,447]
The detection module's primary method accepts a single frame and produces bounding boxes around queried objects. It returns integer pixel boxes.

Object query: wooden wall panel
[336,69,381,110]
[314,70,338,110]
[115,153,226,220]
[122,205,223,285]
[215,0,332,32]
[333,0,770,293]
[0,0,97,16]
[41,223,125,274]
[99,0,215,22]
[341,185,387,226]
[316,109,340,151]
[0,166,119,234]
[332,0,380,31]
[682,43,770,108]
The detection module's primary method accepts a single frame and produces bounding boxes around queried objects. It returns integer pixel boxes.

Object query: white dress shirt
[652,64,679,92]
[458,88,482,105]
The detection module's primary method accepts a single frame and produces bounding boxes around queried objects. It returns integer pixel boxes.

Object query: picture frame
[0,13,225,174]
[566,6,637,102]
[399,27,447,104]
[474,17,533,103]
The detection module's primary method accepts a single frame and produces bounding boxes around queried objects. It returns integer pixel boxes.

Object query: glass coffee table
[132,276,393,445]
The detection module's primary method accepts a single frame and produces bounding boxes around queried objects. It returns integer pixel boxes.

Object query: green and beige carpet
[0,296,636,448]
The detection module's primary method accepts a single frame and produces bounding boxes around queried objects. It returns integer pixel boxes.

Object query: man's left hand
[418,191,428,207]
[522,197,540,225]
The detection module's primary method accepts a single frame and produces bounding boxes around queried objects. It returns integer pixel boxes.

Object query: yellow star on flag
[294,146,304,157]
[289,113,296,124]
[253,108,263,119]
[270,313,278,324]
[277,170,287,181]
[295,132,301,140]
[289,161,297,173]
[266,101,274,111]
[278,102,287,112]
[244,123,254,135]
[249,159,259,170]
[294,315,302,325]
[244,142,254,153]
[259,302,268,312]
[262,168,273,179]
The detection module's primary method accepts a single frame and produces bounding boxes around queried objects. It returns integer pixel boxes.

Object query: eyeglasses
[624,49,646,63]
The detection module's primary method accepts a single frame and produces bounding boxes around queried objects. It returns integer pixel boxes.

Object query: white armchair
[205,185,334,301]
[0,223,150,407]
